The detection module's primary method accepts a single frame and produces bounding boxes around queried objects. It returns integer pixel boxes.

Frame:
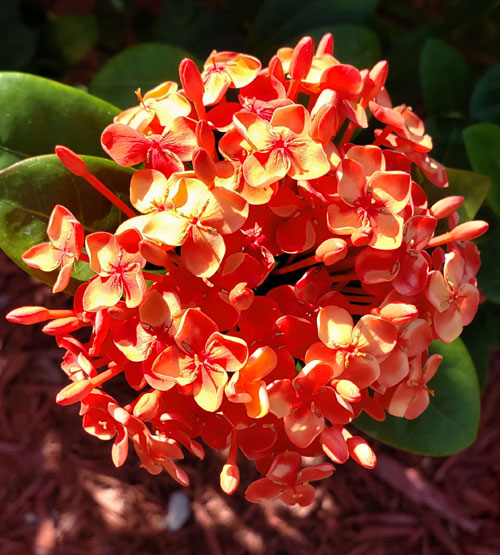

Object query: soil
[1,250,499,555]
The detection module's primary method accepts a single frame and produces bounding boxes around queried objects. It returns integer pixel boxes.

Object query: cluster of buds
[8,35,488,506]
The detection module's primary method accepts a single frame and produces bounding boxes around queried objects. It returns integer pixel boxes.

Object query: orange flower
[143,177,248,277]
[22,205,83,293]
[306,306,397,388]
[148,309,249,411]
[83,229,147,311]
[234,104,330,188]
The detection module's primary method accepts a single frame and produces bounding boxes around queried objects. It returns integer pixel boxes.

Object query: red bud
[289,36,314,81]
[55,145,88,177]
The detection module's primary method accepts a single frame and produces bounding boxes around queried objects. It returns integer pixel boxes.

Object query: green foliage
[470,63,500,125]
[0,155,133,292]
[46,15,98,65]
[420,38,471,117]
[355,339,480,456]
[463,123,500,218]
[0,73,119,171]
[89,43,199,109]
[247,0,379,57]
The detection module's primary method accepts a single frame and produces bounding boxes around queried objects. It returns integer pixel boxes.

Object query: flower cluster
[8,35,488,506]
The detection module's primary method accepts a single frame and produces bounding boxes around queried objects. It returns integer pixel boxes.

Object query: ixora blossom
[7,34,488,506]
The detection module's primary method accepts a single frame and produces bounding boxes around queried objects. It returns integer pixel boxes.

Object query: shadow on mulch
[1,251,499,555]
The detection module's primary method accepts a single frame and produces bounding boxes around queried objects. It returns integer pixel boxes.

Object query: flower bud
[315,238,347,266]
[55,145,88,177]
[133,390,162,420]
[195,120,216,154]
[56,379,93,406]
[193,148,217,185]
[333,379,361,402]
[430,196,464,219]
[450,220,489,242]
[316,33,334,56]
[179,58,204,103]
[320,428,349,464]
[220,462,240,495]
[268,55,285,83]
[6,306,50,324]
[229,282,254,311]
[289,36,314,81]
[42,316,84,335]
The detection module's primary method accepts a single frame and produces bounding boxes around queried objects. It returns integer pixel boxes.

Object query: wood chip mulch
[1,251,499,555]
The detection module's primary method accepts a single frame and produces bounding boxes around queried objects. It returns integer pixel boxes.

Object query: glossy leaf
[0,73,119,171]
[461,302,500,390]
[420,167,490,222]
[355,338,480,455]
[470,63,500,124]
[89,43,198,109]
[477,224,500,306]
[463,123,500,217]
[420,38,470,117]
[0,154,133,292]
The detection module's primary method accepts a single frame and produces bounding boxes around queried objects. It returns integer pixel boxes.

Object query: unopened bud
[316,33,334,56]
[315,238,347,266]
[220,463,240,495]
[195,120,215,154]
[193,148,217,185]
[375,302,419,325]
[320,428,349,464]
[450,220,489,241]
[289,36,314,81]
[268,55,285,83]
[430,195,464,219]
[42,316,83,335]
[56,379,93,406]
[311,103,339,144]
[179,58,204,103]
[333,379,361,403]
[55,145,88,177]
[6,306,50,324]
[229,282,254,311]
[345,435,377,469]
[133,390,162,420]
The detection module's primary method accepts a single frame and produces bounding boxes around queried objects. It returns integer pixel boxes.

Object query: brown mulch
[1,250,499,555]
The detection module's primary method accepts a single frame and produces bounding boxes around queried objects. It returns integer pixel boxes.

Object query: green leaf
[421,167,490,222]
[463,123,500,218]
[89,43,198,109]
[0,154,133,292]
[247,0,379,57]
[0,1,37,70]
[461,302,500,390]
[0,72,119,171]
[307,25,381,69]
[419,38,470,117]
[477,224,500,306]
[470,63,500,124]
[47,14,98,65]
[424,117,469,169]
[355,338,480,456]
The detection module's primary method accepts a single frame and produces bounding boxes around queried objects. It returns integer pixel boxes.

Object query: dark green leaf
[355,338,480,455]
[307,25,381,69]
[477,224,500,306]
[0,154,133,292]
[463,123,500,218]
[0,1,37,70]
[470,63,500,124]
[47,14,98,65]
[421,167,490,222]
[420,38,470,117]
[461,302,500,390]
[89,43,198,109]
[247,0,379,57]
[0,72,119,170]
[425,117,469,169]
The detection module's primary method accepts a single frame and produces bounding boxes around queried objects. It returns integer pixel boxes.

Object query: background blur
[1,1,499,553]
